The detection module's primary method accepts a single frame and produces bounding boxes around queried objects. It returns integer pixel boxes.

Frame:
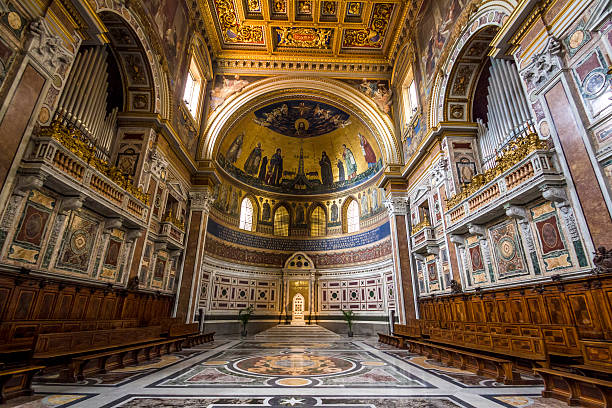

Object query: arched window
[310,206,326,237]
[239,198,254,231]
[347,200,359,233]
[274,206,289,236]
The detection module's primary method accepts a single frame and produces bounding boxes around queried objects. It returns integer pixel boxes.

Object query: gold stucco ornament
[38,121,150,204]
[445,131,549,209]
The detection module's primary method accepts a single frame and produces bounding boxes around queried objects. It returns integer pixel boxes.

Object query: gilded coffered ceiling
[197,0,413,66]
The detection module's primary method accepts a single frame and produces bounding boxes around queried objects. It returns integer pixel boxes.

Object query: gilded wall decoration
[468,241,486,284]
[489,221,528,279]
[342,3,393,48]
[213,0,265,44]
[7,191,55,265]
[530,202,573,273]
[217,99,383,195]
[56,211,100,274]
[427,259,440,291]
[321,1,337,17]
[100,229,125,280]
[275,27,333,49]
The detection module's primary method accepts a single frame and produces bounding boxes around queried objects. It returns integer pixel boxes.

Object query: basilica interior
[0,0,611,407]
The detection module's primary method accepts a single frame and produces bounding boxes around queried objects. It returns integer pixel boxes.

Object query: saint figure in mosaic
[319,151,333,185]
[342,144,357,180]
[244,143,263,175]
[225,133,243,164]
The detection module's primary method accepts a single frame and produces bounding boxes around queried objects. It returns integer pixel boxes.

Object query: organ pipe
[55,46,117,162]
[479,58,533,170]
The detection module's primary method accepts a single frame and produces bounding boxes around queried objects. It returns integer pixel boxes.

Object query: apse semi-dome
[216,98,383,195]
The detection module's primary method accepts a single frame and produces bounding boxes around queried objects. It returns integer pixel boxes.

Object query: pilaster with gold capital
[175,186,216,323]
[383,191,417,322]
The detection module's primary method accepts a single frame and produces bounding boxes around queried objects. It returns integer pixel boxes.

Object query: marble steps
[254,324,341,340]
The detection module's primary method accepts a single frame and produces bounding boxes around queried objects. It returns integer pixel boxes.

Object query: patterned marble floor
[9,326,577,408]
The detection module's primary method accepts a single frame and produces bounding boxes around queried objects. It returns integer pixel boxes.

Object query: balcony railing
[22,122,149,223]
[411,216,437,254]
[445,133,563,231]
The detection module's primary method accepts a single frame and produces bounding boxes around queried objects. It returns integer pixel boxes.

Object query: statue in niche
[262,202,271,221]
[371,189,378,211]
[258,156,268,181]
[225,133,243,164]
[359,133,377,168]
[319,151,333,186]
[342,144,358,180]
[336,159,345,182]
[331,203,339,222]
[244,143,263,175]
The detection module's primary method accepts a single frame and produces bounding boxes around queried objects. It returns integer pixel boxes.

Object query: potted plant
[238,305,254,337]
[342,309,355,337]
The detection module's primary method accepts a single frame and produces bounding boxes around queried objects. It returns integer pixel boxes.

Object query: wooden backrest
[168,323,199,338]
[33,326,161,356]
[0,319,141,353]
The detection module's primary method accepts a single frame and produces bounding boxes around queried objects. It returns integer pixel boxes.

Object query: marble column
[175,189,214,323]
[384,194,416,322]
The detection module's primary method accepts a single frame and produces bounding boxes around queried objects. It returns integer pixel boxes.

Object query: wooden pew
[168,323,214,347]
[0,319,140,353]
[534,367,612,408]
[32,326,183,382]
[69,338,181,381]
[405,339,531,385]
[0,365,44,403]
[377,333,405,348]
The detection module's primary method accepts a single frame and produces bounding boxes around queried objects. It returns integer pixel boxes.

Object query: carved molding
[27,19,72,74]
[126,228,143,243]
[521,37,563,91]
[59,195,85,214]
[541,185,568,204]
[189,190,215,213]
[449,234,466,247]
[14,174,47,195]
[384,196,409,217]
[505,205,528,221]
[468,223,486,238]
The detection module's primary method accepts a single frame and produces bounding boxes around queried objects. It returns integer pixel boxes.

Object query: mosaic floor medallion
[233,353,355,376]
[28,328,567,407]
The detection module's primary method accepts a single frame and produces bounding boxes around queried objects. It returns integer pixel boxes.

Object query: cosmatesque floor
[6,325,575,408]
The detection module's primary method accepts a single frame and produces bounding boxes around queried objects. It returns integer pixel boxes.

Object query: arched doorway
[282,253,316,325]
[291,293,305,325]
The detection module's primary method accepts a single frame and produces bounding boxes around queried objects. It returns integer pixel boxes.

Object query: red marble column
[0,65,46,190]
[544,82,612,248]
[385,195,417,322]
[175,190,213,323]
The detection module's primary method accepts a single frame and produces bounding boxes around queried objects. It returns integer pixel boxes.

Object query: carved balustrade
[20,123,149,226]
[411,224,436,254]
[158,221,186,249]
[445,134,562,233]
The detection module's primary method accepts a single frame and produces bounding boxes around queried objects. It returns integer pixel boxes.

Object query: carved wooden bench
[406,339,530,384]
[184,332,215,347]
[377,333,405,348]
[68,337,183,381]
[32,326,165,382]
[534,367,612,407]
[0,365,44,403]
